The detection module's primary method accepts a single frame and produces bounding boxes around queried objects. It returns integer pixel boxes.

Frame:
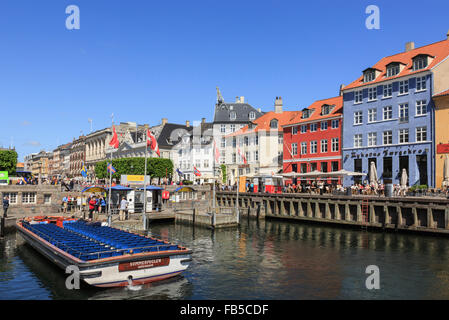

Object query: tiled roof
[282,96,343,127]
[225,110,300,137]
[214,102,263,123]
[434,88,449,98]
[343,39,449,90]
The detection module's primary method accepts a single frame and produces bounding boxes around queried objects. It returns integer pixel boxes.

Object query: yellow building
[434,89,449,188]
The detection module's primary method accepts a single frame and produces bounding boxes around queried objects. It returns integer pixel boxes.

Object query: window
[310,141,317,154]
[399,103,409,123]
[244,136,249,146]
[331,161,339,172]
[416,100,426,116]
[321,105,331,115]
[22,192,36,204]
[354,134,363,148]
[292,126,298,135]
[300,163,307,173]
[321,162,328,173]
[383,131,393,145]
[301,142,307,155]
[310,123,317,132]
[354,111,363,125]
[368,108,377,123]
[249,111,256,120]
[416,127,427,142]
[3,193,17,204]
[291,143,298,155]
[383,83,392,98]
[230,111,236,121]
[230,124,236,132]
[416,76,426,91]
[221,137,226,148]
[368,132,377,146]
[302,109,311,119]
[232,137,237,148]
[399,80,409,95]
[320,139,328,153]
[220,125,226,133]
[310,163,317,171]
[383,106,393,120]
[368,87,377,101]
[386,64,400,77]
[245,152,250,162]
[255,135,259,145]
[331,119,339,129]
[195,160,201,168]
[399,129,409,144]
[300,125,307,133]
[364,71,376,82]
[413,56,427,71]
[355,90,363,103]
[278,135,283,145]
[204,159,209,168]
[331,138,339,152]
[321,121,328,131]
[232,153,237,163]
[270,119,278,129]
[254,151,259,161]
[44,194,51,204]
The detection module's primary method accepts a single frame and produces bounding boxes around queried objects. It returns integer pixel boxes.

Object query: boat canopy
[81,186,107,193]
[173,186,196,193]
[139,186,164,191]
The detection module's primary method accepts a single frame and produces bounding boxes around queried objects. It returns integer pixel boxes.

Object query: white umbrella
[400,168,408,187]
[443,155,449,187]
[369,161,378,188]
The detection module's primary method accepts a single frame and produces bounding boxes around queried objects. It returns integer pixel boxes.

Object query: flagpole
[107,114,114,226]
[143,127,148,230]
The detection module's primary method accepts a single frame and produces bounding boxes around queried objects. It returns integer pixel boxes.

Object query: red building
[282,96,343,184]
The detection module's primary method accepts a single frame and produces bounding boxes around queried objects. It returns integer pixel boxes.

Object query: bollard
[193,208,196,225]
[0,217,5,238]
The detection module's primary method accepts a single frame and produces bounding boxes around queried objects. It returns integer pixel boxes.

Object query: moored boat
[16,216,192,287]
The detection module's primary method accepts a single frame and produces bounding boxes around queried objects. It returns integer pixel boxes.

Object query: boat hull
[16,220,192,288]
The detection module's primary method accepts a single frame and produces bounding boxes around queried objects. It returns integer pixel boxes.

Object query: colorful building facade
[433,89,449,188]
[341,37,449,188]
[282,96,343,182]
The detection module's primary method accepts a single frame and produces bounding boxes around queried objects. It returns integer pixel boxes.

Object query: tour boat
[16,216,192,287]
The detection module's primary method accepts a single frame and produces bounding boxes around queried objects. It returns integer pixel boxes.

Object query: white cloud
[23,140,41,147]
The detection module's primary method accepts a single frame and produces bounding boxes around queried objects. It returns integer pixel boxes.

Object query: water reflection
[1,219,449,299]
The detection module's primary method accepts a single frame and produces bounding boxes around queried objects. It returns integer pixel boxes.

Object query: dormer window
[413,55,428,71]
[386,63,400,77]
[363,69,376,83]
[270,119,278,129]
[321,104,333,115]
[302,109,311,119]
[230,111,236,121]
[249,111,256,120]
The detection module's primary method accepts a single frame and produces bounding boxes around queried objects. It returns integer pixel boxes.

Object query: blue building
[341,39,449,188]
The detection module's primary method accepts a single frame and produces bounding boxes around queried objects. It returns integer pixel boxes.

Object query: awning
[139,186,164,191]
[173,186,197,193]
[81,186,107,193]
[110,185,133,191]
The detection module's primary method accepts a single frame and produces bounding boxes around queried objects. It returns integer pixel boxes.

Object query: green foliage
[220,164,227,184]
[182,180,193,185]
[95,157,173,180]
[0,150,18,176]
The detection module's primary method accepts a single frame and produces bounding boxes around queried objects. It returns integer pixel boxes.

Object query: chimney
[186,120,190,128]
[274,96,283,113]
[447,30,449,40]
[201,118,206,124]
[405,41,415,52]
[339,84,345,96]
[162,118,168,125]
[257,108,261,113]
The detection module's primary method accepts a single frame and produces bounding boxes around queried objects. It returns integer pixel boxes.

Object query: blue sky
[1,0,449,161]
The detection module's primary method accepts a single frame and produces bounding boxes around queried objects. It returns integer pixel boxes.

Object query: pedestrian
[100,197,106,214]
[88,196,96,220]
[119,197,128,221]
[62,195,68,213]
[76,196,82,212]
[3,196,9,218]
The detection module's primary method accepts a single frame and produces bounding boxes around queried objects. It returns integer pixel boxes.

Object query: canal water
[1,219,449,300]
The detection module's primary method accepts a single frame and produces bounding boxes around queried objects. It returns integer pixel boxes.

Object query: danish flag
[193,166,202,177]
[109,126,119,149]
[147,129,160,157]
[213,140,221,163]
[238,147,247,164]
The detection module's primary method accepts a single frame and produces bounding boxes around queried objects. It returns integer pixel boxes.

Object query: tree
[0,149,18,176]
[94,157,173,181]
[220,164,227,184]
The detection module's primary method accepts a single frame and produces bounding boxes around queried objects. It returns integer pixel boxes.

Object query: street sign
[0,171,9,185]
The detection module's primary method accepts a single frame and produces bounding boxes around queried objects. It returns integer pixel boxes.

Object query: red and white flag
[213,140,221,163]
[193,166,202,177]
[147,129,160,157]
[109,126,119,149]
[238,147,247,164]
